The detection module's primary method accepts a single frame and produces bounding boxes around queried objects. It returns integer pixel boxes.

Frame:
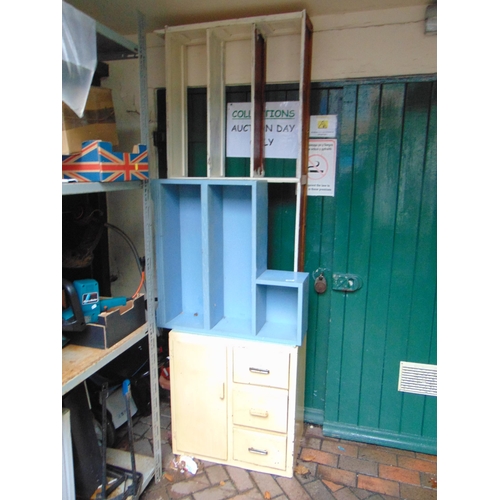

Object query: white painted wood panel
[233,345,290,389]
[170,332,228,460]
[169,330,305,477]
[233,428,287,470]
[233,384,289,433]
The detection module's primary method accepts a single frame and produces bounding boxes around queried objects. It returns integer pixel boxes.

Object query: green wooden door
[305,79,437,453]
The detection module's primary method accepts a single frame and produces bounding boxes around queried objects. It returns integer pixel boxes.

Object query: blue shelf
[152,179,308,345]
[256,270,309,345]
[62,180,142,195]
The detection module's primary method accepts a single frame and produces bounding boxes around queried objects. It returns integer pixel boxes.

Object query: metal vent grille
[398,362,437,397]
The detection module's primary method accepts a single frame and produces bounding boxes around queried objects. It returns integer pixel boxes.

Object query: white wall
[310,6,436,81]
[182,6,436,85]
[101,33,164,298]
[103,5,436,297]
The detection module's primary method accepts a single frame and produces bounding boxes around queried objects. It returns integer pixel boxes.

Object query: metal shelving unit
[62,9,162,493]
[62,324,148,396]
[62,180,142,195]
[96,21,138,60]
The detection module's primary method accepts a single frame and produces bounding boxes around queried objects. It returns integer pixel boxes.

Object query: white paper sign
[309,115,337,139]
[307,139,337,197]
[226,102,300,159]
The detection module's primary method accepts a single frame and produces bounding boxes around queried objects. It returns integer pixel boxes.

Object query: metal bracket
[331,273,363,292]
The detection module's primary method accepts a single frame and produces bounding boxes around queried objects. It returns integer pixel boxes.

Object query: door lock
[314,274,327,294]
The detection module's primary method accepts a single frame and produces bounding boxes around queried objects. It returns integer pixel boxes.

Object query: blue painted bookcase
[152,178,308,346]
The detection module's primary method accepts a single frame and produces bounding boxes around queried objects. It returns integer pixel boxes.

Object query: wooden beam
[252,27,266,177]
[297,14,313,272]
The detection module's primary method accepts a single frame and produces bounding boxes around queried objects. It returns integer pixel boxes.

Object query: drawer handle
[249,367,270,375]
[249,408,269,418]
[248,447,268,456]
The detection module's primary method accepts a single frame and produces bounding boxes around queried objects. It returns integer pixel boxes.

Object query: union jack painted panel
[62,140,149,182]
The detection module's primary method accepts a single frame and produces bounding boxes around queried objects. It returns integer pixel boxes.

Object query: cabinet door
[170,331,228,460]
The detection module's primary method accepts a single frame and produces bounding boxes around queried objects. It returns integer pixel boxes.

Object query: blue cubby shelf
[255,270,309,345]
[152,178,308,346]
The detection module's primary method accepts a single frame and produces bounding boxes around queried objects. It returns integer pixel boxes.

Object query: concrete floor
[112,399,437,500]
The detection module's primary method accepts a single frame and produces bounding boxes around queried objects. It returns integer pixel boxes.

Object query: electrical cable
[132,271,145,299]
[64,206,146,298]
[104,222,146,294]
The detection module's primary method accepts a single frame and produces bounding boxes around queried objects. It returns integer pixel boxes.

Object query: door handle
[331,273,363,292]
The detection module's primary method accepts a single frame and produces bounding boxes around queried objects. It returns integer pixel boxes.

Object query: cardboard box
[62,140,149,182]
[64,294,146,349]
[62,86,119,155]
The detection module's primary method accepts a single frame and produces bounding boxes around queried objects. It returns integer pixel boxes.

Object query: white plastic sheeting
[62,1,97,117]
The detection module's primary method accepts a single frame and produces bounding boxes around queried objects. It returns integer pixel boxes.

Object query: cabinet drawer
[233,346,289,389]
[233,384,288,433]
[233,428,287,471]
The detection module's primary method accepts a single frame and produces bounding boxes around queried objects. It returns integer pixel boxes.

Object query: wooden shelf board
[62,324,148,396]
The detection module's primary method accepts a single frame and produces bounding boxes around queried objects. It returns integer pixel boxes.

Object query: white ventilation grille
[398,362,437,397]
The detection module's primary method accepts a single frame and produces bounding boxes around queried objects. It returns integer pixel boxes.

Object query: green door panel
[378,82,434,433]
[187,88,207,177]
[303,85,342,416]
[319,79,437,454]
[337,84,383,426]
[398,81,437,438]
[267,183,295,271]
[357,84,406,430]
[322,84,358,425]
[358,84,404,428]
[226,87,251,177]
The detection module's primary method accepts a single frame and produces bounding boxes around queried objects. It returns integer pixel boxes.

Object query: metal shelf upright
[62,8,162,489]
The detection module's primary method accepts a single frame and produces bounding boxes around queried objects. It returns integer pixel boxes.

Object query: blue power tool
[62,279,127,325]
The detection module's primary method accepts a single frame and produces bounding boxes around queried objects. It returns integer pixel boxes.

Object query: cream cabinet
[169,331,228,461]
[169,330,306,477]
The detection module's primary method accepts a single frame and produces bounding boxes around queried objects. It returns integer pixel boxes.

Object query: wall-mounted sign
[309,114,337,139]
[226,102,300,159]
[307,139,337,197]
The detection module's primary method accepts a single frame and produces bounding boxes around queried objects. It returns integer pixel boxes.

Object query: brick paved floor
[114,400,437,500]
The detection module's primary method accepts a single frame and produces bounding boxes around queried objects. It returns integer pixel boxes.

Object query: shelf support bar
[143,177,161,483]
[138,10,149,149]
[138,9,162,484]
